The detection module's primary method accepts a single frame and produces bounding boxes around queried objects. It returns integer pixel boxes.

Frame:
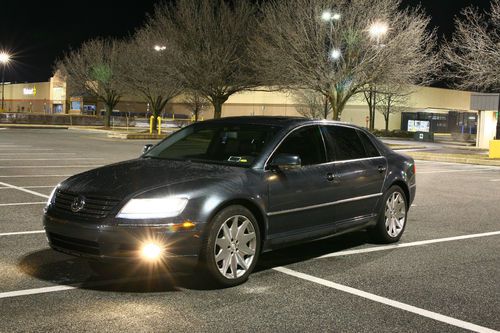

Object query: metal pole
[1,65,5,110]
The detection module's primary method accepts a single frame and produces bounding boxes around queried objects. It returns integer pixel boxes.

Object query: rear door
[321,125,387,224]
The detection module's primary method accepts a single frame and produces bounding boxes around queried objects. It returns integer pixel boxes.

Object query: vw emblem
[71,195,86,212]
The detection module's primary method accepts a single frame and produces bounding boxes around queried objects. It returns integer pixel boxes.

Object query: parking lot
[0,128,499,333]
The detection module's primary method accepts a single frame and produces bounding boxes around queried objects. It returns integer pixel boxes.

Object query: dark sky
[0,0,492,83]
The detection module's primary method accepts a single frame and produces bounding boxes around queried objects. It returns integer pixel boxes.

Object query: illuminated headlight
[116,197,188,219]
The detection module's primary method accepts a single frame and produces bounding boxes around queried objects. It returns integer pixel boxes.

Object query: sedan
[44,116,416,287]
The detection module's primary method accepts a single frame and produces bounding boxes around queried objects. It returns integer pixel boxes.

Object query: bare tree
[56,38,126,128]
[184,92,211,121]
[146,0,259,119]
[376,85,411,133]
[294,90,332,119]
[254,0,438,121]
[120,30,182,131]
[442,0,500,138]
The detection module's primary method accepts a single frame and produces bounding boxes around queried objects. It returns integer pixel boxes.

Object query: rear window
[321,126,367,161]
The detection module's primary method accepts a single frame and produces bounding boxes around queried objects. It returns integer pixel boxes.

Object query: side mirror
[269,153,301,170]
[143,144,154,154]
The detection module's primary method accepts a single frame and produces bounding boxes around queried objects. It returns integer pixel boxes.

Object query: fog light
[141,243,163,260]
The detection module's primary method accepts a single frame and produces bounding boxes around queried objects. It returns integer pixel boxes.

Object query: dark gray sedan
[44,116,416,287]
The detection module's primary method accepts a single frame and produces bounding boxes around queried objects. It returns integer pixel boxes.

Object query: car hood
[59,158,243,199]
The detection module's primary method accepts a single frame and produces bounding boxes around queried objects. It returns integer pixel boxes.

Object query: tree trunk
[104,105,112,128]
[211,95,229,119]
[385,115,389,133]
[323,97,329,119]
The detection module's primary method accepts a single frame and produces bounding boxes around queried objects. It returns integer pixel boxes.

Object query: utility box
[414,131,434,142]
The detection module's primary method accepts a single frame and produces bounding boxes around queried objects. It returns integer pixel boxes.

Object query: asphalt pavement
[0,128,499,333]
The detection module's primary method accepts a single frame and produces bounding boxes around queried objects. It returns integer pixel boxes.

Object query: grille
[53,189,120,219]
[48,232,100,256]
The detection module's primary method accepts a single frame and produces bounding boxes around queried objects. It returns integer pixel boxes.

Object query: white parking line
[0,181,50,199]
[0,153,77,156]
[0,230,45,236]
[0,286,76,300]
[0,165,102,169]
[0,202,46,207]
[316,231,500,259]
[490,179,500,182]
[274,267,499,333]
[0,185,55,190]
[0,149,54,151]
[0,158,103,161]
[0,175,72,178]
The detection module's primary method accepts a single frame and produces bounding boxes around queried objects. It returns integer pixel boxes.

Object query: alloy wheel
[214,215,257,279]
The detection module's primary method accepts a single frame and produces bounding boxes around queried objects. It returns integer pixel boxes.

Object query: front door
[267,125,337,239]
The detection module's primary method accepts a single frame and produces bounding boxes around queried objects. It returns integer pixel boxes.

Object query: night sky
[0,0,492,83]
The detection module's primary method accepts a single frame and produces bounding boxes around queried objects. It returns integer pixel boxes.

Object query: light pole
[367,21,389,130]
[0,52,10,111]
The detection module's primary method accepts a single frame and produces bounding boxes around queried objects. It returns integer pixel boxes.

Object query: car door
[266,125,338,239]
[321,125,387,226]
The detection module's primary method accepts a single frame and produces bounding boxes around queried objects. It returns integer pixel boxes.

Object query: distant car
[44,117,416,287]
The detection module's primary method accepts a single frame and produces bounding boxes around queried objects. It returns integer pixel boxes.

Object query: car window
[357,130,380,157]
[322,125,366,161]
[272,126,326,166]
[145,123,281,167]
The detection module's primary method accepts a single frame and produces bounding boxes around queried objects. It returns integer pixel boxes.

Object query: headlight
[116,196,188,219]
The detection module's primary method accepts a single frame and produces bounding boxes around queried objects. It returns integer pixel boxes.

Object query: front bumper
[43,214,203,269]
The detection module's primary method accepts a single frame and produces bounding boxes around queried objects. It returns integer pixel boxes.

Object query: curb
[405,152,500,166]
[0,124,69,129]
[107,132,168,140]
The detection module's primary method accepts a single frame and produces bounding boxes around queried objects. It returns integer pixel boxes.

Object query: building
[0,75,66,114]
[3,76,497,147]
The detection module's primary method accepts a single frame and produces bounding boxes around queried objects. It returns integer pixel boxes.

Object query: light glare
[330,48,342,60]
[141,243,163,260]
[369,22,389,39]
[0,52,10,64]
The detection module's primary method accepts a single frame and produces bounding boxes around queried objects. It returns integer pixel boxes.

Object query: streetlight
[0,52,10,111]
[330,48,342,60]
[369,21,389,44]
[154,45,166,51]
[321,10,341,22]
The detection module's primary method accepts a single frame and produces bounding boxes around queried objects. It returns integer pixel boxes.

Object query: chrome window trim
[267,193,383,217]
[264,123,385,170]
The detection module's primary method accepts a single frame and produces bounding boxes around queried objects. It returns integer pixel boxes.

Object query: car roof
[202,116,354,129]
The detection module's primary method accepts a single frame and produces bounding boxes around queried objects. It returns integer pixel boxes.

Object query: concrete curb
[405,152,500,166]
[107,132,168,140]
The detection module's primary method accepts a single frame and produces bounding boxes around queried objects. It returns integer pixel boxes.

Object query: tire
[198,205,261,287]
[370,185,408,243]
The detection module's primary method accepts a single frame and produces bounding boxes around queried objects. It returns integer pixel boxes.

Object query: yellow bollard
[157,116,162,135]
[172,113,175,121]
[149,116,155,134]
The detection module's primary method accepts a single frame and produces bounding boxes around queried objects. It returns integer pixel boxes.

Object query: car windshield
[144,122,282,167]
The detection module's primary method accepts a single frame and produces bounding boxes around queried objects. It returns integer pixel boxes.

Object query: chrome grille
[53,189,120,219]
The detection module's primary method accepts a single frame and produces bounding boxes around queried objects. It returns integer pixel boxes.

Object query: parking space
[0,128,499,332]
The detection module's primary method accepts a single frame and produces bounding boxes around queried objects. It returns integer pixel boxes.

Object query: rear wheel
[199,205,261,287]
[370,185,407,243]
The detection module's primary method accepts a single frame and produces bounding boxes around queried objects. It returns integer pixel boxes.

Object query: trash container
[414,131,434,142]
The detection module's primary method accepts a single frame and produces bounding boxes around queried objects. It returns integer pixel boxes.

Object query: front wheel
[199,205,261,287]
[370,185,408,243]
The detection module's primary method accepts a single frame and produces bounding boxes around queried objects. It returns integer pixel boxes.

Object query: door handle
[326,173,335,182]
[377,166,387,173]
